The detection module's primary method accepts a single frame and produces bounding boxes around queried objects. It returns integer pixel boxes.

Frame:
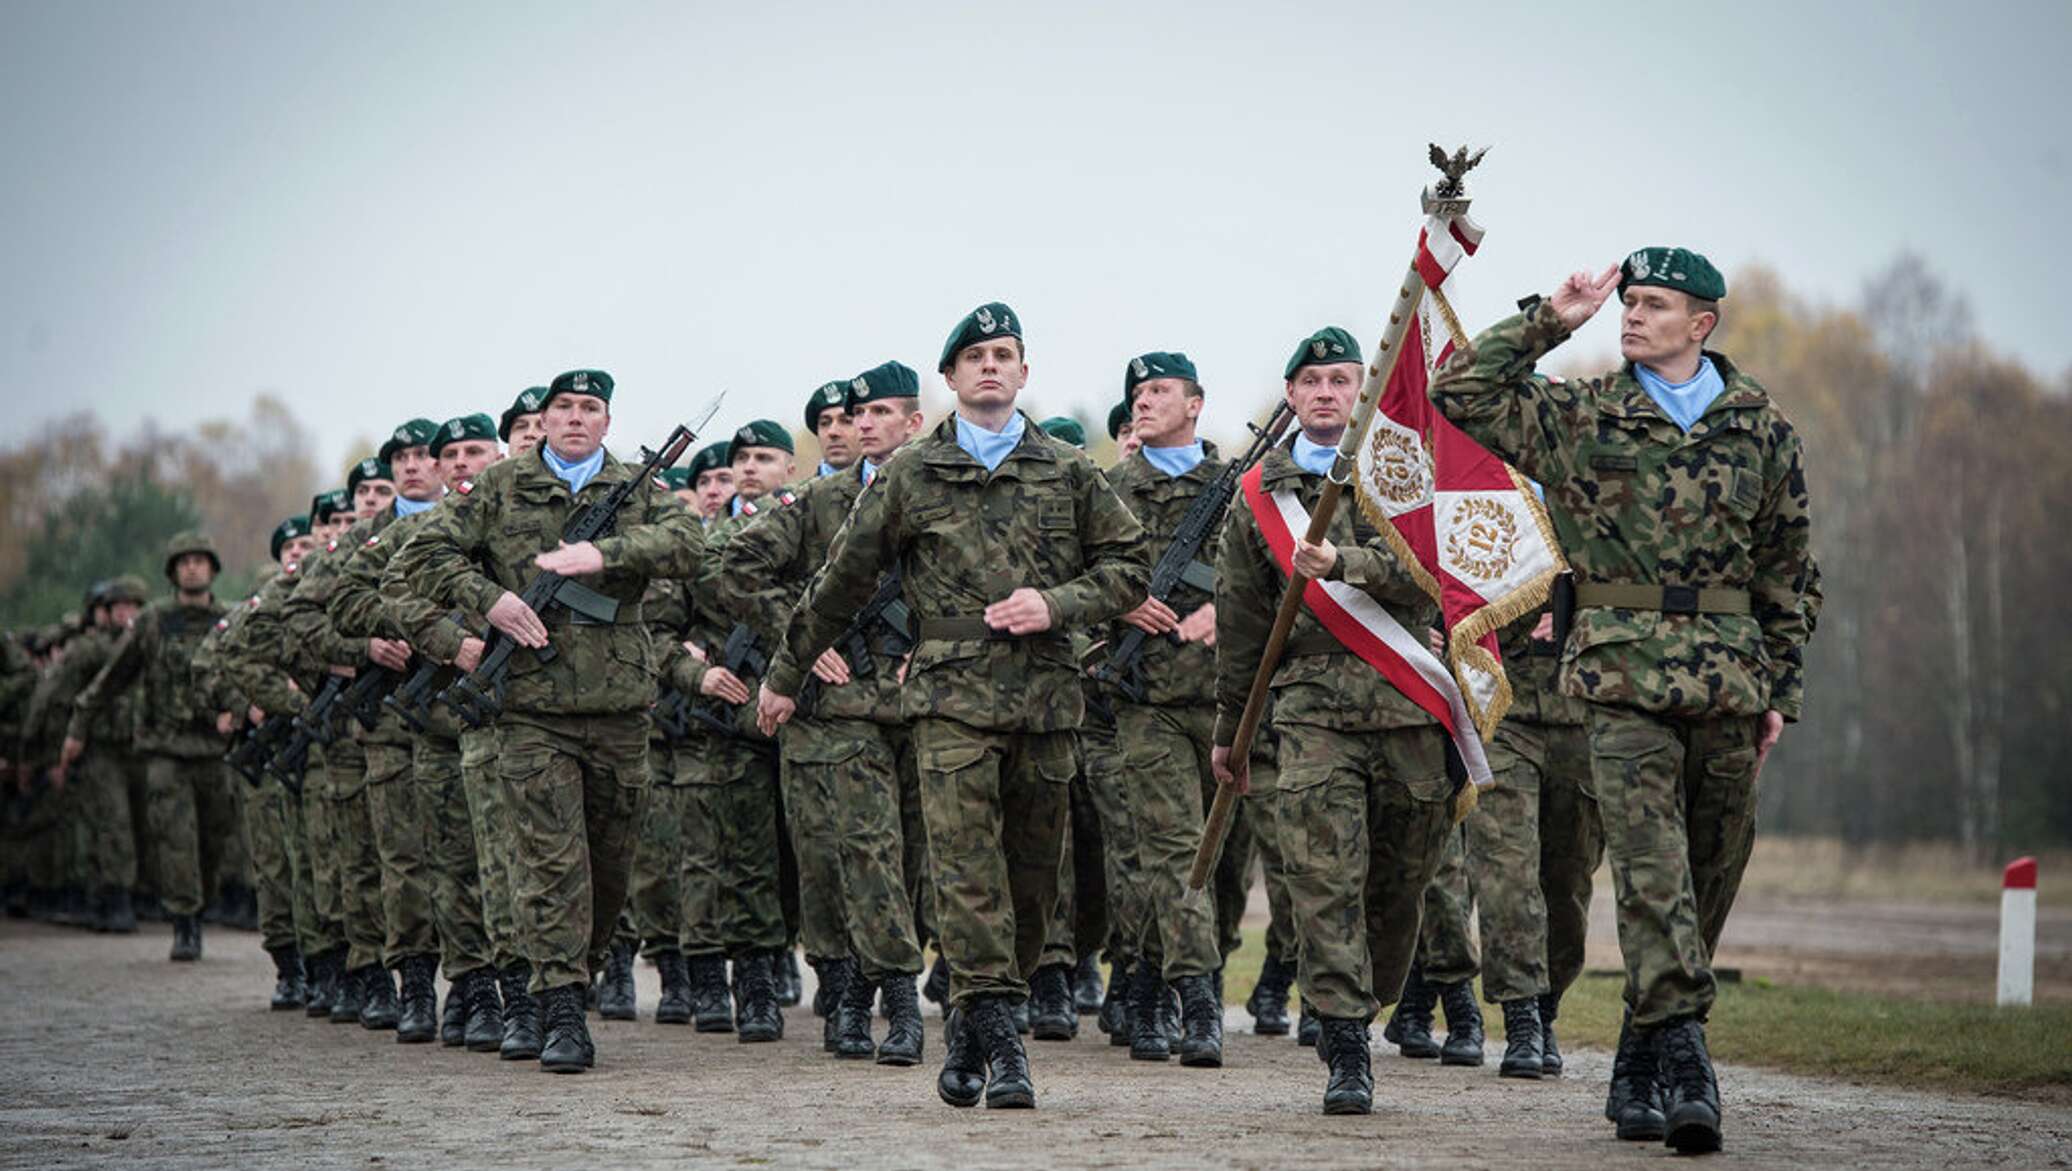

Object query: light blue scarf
[954,411,1025,473]
[393,494,438,518]
[859,458,878,486]
[1291,432,1338,477]
[817,461,839,479]
[1634,357,1725,433]
[1142,441,1205,479]
[543,444,606,493]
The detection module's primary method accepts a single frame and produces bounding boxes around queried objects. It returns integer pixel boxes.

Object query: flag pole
[1186,146,1484,892]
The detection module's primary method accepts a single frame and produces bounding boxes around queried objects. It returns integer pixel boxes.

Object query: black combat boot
[877,973,924,1067]
[1318,1017,1374,1115]
[1606,1011,1666,1141]
[359,965,400,1030]
[305,948,340,1019]
[834,968,877,1059]
[462,967,504,1053]
[734,950,784,1043]
[267,946,306,1011]
[1247,953,1294,1036]
[1128,960,1170,1062]
[1175,973,1224,1068]
[539,983,596,1073]
[687,954,734,1033]
[972,995,1035,1109]
[98,886,138,934]
[441,977,469,1046]
[1296,1000,1320,1048]
[936,1005,985,1108]
[778,949,804,1007]
[1382,962,1438,1057]
[597,940,637,1022]
[395,955,439,1043]
[809,955,847,1022]
[1028,962,1077,1041]
[923,952,950,1006]
[1098,957,1132,1042]
[1659,1016,1723,1153]
[1498,998,1544,1079]
[331,963,365,1024]
[653,951,692,1026]
[1010,998,1030,1036]
[500,963,542,1060]
[1071,953,1104,1014]
[169,914,202,962]
[1538,992,1563,1077]
[1437,980,1485,1066]
[55,885,89,927]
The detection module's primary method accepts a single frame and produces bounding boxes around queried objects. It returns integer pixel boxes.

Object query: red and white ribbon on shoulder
[1240,463,1493,787]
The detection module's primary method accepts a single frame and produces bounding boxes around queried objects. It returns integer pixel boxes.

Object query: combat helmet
[162,530,222,581]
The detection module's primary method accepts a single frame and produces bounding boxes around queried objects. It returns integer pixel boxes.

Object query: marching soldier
[1429,249,1816,1153]
[758,302,1148,1110]
[688,441,736,520]
[500,386,548,456]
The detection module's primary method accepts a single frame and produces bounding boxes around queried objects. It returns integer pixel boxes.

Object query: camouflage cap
[1038,416,1086,449]
[346,456,394,497]
[498,386,549,441]
[270,514,313,562]
[1123,351,1199,401]
[431,412,499,458]
[1619,246,1726,302]
[937,301,1023,372]
[544,369,614,408]
[105,574,150,605]
[804,381,850,435]
[658,466,693,491]
[1283,326,1363,380]
[310,488,351,523]
[847,360,920,411]
[687,441,731,481]
[162,530,221,580]
[378,418,440,463]
[1107,400,1132,440]
[726,419,794,465]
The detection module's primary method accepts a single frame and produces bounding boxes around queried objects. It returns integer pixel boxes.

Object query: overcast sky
[3,0,2066,477]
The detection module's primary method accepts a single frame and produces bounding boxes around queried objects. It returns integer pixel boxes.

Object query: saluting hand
[488,591,549,649]
[1551,263,1621,330]
[756,683,797,736]
[984,587,1053,636]
[535,540,604,576]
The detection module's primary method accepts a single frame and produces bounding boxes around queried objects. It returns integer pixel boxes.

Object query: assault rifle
[256,674,352,796]
[1091,403,1295,703]
[226,717,294,790]
[683,623,771,746]
[383,610,473,731]
[442,417,707,728]
[796,567,913,717]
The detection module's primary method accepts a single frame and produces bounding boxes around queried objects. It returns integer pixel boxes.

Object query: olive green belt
[1573,582,1750,616]
[915,617,1067,643]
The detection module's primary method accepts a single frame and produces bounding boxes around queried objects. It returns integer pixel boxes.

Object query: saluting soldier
[758,302,1148,1110]
[1429,249,1816,1153]
[393,369,703,1073]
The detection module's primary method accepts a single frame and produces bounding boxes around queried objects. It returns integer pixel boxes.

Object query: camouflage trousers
[1076,711,1143,965]
[142,754,240,917]
[796,717,929,979]
[292,785,346,958]
[242,778,319,955]
[778,722,851,963]
[1589,703,1762,1026]
[1243,741,1298,966]
[126,765,158,900]
[678,735,787,958]
[316,739,386,972]
[1115,704,1223,980]
[913,716,1072,1006]
[497,713,649,994]
[414,734,492,978]
[627,740,688,954]
[362,739,438,965]
[1277,723,1455,1020]
[1413,827,1479,986]
[459,728,517,967]
[1464,717,1602,1004]
[75,749,138,892]
[1040,768,1109,970]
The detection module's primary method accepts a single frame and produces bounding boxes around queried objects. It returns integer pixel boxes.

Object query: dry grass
[1733,836,2072,905]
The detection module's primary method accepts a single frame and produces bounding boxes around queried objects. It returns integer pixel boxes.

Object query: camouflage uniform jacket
[21,626,124,766]
[281,519,392,685]
[1429,301,1814,721]
[722,463,905,725]
[218,568,311,716]
[685,496,799,739]
[391,445,704,719]
[0,635,33,756]
[1213,443,1439,747]
[1105,442,1227,707]
[189,601,252,721]
[768,411,1149,733]
[334,503,475,741]
[69,594,229,758]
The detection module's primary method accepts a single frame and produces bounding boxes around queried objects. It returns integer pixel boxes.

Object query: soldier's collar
[1607,351,1767,421]
[1257,444,1311,488]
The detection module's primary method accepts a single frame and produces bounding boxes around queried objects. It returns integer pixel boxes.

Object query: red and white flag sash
[1240,463,1493,787]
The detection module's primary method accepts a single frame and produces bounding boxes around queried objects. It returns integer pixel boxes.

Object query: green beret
[498,387,548,441]
[687,441,731,481]
[1619,246,1726,302]
[803,381,850,435]
[104,575,150,605]
[545,369,614,407]
[1123,351,1199,401]
[270,515,313,562]
[937,301,1023,372]
[847,360,920,411]
[310,488,351,523]
[659,467,693,491]
[1283,326,1363,380]
[347,456,393,498]
[378,418,440,463]
[1107,400,1132,441]
[431,412,499,458]
[1038,416,1086,449]
[727,419,794,464]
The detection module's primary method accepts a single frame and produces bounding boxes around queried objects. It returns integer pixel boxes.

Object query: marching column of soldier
[0,247,1813,1155]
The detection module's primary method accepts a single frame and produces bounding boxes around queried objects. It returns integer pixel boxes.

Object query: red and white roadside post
[1998,856,2037,1007]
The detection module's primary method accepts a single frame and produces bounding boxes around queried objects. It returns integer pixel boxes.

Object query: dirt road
[4,919,2067,1170]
